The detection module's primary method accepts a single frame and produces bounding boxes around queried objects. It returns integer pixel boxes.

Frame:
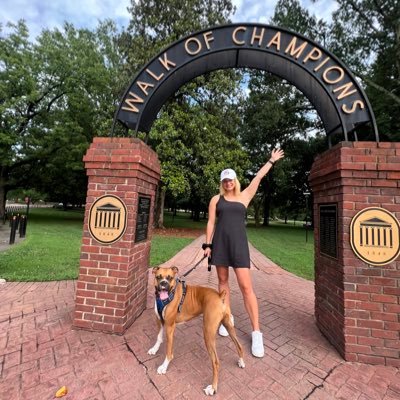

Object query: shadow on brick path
[0,235,399,399]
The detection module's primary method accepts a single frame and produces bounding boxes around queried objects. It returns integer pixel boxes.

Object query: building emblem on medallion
[89,195,127,244]
[350,207,400,266]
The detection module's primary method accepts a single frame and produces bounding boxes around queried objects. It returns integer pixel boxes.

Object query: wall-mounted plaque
[89,195,127,244]
[319,204,338,258]
[135,196,151,243]
[350,207,400,266]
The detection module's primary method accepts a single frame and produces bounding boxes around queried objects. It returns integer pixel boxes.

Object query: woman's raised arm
[242,148,285,204]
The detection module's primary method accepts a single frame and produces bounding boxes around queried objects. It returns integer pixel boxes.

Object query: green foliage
[1,0,397,229]
[0,20,125,216]
[272,0,329,43]
[121,0,235,73]
[150,100,250,218]
[242,71,317,151]
[240,70,320,225]
[273,0,400,141]
[7,188,45,203]
[120,0,249,222]
[328,0,400,140]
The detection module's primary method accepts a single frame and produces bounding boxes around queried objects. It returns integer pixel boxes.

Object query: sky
[0,0,339,39]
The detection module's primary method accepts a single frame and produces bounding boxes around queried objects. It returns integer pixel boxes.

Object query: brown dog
[148,266,245,395]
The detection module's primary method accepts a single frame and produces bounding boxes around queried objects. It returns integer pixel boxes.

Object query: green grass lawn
[0,209,314,281]
[0,209,83,281]
[246,222,314,280]
[0,208,193,281]
[149,235,192,266]
[163,210,207,230]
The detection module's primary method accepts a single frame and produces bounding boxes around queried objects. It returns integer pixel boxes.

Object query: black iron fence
[8,214,27,244]
[5,204,27,215]
[3,205,29,245]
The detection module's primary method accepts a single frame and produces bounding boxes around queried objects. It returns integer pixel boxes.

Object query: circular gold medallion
[350,207,400,266]
[89,195,127,244]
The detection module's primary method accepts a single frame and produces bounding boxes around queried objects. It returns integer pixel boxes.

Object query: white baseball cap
[220,168,237,181]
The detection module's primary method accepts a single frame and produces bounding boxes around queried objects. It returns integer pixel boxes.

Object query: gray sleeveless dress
[211,196,250,268]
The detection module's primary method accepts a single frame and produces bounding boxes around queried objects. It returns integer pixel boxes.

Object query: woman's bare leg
[234,268,260,331]
[216,266,230,307]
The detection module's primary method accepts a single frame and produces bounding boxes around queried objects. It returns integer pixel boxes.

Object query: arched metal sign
[115,23,378,142]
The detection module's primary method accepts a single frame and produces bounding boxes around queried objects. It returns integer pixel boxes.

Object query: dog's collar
[156,278,186,321]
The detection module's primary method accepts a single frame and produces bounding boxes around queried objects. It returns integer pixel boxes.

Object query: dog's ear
[171,266,179,273]
[152,267,160,275]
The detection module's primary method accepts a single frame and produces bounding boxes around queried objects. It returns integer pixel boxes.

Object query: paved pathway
[0,236,399,399]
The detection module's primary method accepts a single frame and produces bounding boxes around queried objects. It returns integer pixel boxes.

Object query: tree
[231,1,331,225]
[31,22,125,203]
[273,0,400,141]
[240,70,318,225]
[273,0,329,43]
[0,20,124,217]
[121,0,235,74]
[0,21,64,218]
[274,135,328,224]
[150,94,250,226]
[120,0,248,226]
[328,0,400,141]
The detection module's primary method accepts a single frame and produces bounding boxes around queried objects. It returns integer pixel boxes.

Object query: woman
[203,149,284,357]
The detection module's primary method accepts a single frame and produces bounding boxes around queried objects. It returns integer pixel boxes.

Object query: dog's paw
[148,346,158,355]
[238,358,245,368]
[157,364,168,374]
[203,385,216,396]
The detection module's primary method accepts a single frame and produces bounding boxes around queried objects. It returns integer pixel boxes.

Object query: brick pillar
[309,142,400,367]
[73,137,160,334]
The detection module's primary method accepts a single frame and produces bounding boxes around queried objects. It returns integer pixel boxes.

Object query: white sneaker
[218,315,234,337]
[251,331,264,358]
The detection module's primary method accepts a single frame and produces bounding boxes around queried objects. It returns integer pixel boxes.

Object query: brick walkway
[0,236,399,399]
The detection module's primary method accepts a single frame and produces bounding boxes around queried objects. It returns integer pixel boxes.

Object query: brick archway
[73,25,399,367]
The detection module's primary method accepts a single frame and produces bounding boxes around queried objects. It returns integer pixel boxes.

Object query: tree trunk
[263,179,270,226]
[263,199,270,226]
[192,199,200,222]
[0,171,6,221]
[252,196,263,227]
[153,185,166,228]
